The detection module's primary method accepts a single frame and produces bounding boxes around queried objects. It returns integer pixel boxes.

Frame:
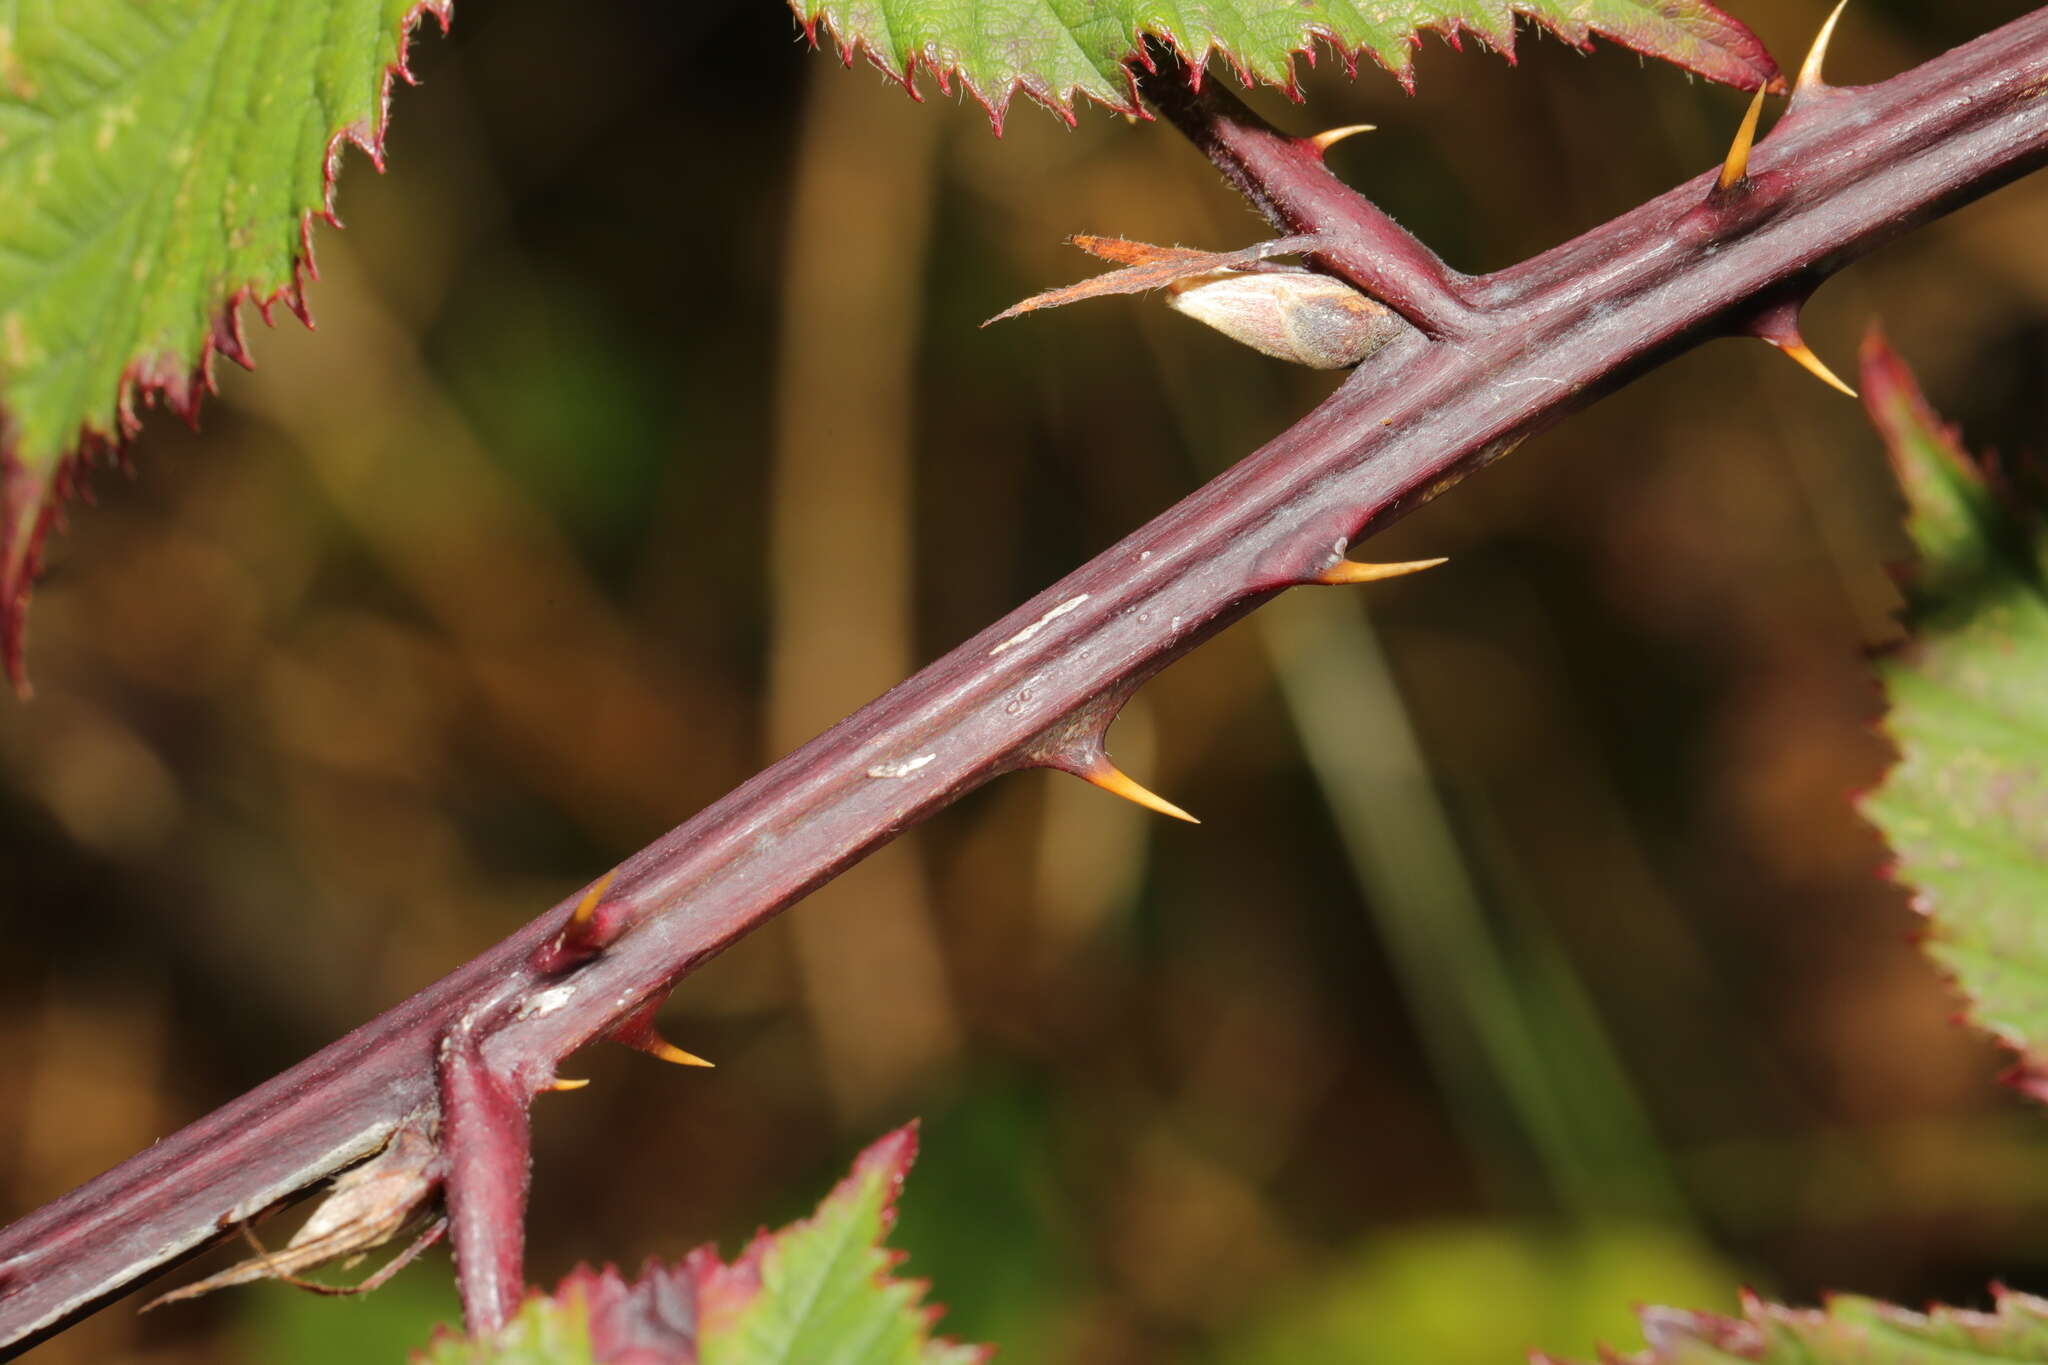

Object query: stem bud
[1166,269,1402,369]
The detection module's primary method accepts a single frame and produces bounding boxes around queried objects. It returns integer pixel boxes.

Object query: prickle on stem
[1317,557,1447,586]
[1748,297,1857,397]
[531,867,622,972]
[1717,2,1848,193]
[644,1039,715,1068]
[1768,338,1858,397]
[1078,755,1200,824]
[1717,87,1769,193]
[1798,1,1853,97]
[608,999,715,1068]
[567,869,617,937]
[1307,124,1373,154]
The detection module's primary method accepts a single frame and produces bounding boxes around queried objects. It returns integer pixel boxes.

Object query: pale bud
[1165,269,1403,369]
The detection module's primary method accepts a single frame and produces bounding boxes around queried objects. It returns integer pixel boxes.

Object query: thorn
[645,1039,716,1069]
[1716,87,1768,192]
[1317,556,1447,586]
[1307,124,1374,154]
[1798,0,1852,95]
[1769,338,1858,397]
[568,869,618,936]
[1080,758,1200,824]
[1743,294,1855,397]
[545,1077,591,1092]
[607,998,715,1068]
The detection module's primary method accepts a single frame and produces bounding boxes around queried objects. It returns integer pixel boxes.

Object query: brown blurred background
[5,1,2048,1360]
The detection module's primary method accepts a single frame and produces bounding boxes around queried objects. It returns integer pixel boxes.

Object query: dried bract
[142,1118,442,1308]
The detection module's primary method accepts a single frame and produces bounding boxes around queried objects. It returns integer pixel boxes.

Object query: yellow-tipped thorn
[1717,87,1768,192]
[1770,339,1858,397]
[1083,761,1200,824]
[1798,0,1852,95]
[1317,556,1447,586]
[648,1038,717,1068]
[1309,124,1374,153]
[547,1077,591,1092]
[568,868,618,935]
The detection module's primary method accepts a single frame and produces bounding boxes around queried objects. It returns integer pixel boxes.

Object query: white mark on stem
[990,594,1089,655]
[515,985,577,1021]
[867,753,937,779]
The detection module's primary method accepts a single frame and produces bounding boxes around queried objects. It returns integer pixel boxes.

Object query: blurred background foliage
[4,1,2048,1360]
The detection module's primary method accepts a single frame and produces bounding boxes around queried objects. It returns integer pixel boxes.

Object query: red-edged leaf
[0,1,449,693]
[789,1,1780,132]
[417,1124,990,1365]
[1857,330,2048,1099]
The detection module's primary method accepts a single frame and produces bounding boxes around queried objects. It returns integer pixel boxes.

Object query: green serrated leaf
[1218,1222,1738,1365]
[1544,1287,2048,1364]
[417,1125,988,1365]
[789,0,1779,131]
[702,1125,986,1365]
[412,1287,601,1365]
[1858,329,2048,1097]
[0,0,448,688]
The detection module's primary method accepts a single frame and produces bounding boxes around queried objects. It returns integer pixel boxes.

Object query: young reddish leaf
[0,0,450,693]
[1858,330,2048,1099]
[417,1124,989,1365]
[789,0,1780,132]
[1540,1285,2048,1363]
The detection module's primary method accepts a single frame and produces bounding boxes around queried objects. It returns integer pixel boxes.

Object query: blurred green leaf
[1857,330,2048,1096]
[428,262,672,567]
[1216,1222,1738,1365]
[890,1077,1077,1361]
[0,0,447,681]
[240,1250,461,1365]
[413,1289,600,1365]
[788,0,1778,129]
[1543,1287,2048,1364]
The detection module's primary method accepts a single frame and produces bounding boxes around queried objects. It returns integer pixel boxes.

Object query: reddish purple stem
[3,9,2047,1353]
[1141,78,1480,337]
[438,1027,533,1336]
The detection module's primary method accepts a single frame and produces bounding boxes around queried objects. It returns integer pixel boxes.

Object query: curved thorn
[1768,338,1858,397]
[1308,124,1374,154]
[646,1039,716,1069]
[1717,87,1769,192]
[568,869,618,936]
[1798,0,1853,95]
[545,1077,591,1092]
[1081,758,1200,824]
[1317,556,1447,586]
